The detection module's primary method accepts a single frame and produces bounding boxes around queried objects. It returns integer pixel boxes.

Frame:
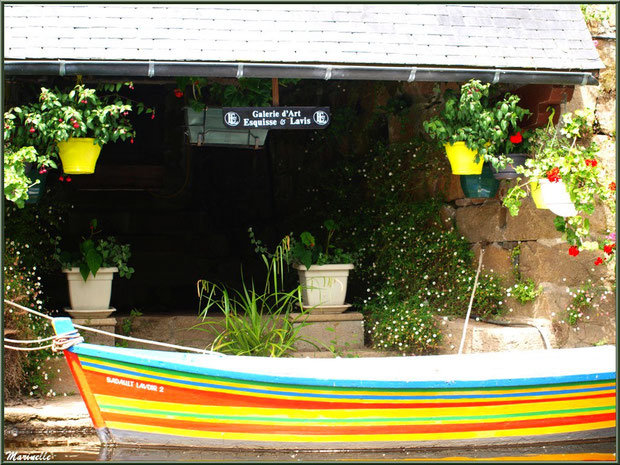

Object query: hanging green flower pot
[25,169,48,204]
[460,163,500,198]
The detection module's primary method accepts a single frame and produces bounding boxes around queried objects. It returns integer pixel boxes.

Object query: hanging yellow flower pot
[530,180,548,209]
[444,142,483,175]
[57,138,103,174]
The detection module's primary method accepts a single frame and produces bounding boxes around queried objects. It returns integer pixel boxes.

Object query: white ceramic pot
[294,264,354,307]
[63,267,118,310]
[538,179,577,217]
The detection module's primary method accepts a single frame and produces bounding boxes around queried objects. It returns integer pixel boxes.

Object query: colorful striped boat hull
[52,318,616,450]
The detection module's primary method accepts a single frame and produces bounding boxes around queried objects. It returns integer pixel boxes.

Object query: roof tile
[4,4,603,71]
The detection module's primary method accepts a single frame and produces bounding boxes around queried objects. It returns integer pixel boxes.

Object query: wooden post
[272,78,279,106]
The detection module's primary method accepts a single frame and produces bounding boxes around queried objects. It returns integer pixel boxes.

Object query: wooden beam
[272,78,279,106]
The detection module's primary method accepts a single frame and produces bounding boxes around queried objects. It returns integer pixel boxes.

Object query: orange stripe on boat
[64,351,106,429]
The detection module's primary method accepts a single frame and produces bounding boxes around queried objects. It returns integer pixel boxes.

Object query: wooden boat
[52,317,616,450]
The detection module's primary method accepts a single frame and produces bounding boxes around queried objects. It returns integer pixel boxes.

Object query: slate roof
[4,3,603,71]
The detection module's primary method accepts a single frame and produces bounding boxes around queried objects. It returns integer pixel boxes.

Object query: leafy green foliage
[289,219,355,269]
[507,279,542,304]
[54,219,134,281]
[423,79,530,169]
[195,236,315,356]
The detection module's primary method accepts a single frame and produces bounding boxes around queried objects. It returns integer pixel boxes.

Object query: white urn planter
[538,179,577,217]
[294,264,354,312]
[63,267,118,318]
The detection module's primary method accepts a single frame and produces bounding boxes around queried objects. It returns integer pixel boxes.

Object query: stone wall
[391,34,616,349]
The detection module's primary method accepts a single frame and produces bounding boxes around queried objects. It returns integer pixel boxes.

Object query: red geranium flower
[585,159,598,167]
[510,132,523,144]
[594,257,604,266]
[604,244,615,255]
[547,167,561,183]
[610,182,616,192]
[568,246,579,257]
[173,88,184,98]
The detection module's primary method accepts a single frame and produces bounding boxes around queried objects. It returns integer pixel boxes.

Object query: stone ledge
[289,311,364,322]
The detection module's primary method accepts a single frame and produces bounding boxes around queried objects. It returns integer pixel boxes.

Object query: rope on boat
[3,299,224,356]
[458,248,485,355]
[4,330,83,352]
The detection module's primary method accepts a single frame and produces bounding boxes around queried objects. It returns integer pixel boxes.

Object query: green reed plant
[195,236,316,356]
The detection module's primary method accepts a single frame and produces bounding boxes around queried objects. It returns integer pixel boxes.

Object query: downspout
[3,60,599,86]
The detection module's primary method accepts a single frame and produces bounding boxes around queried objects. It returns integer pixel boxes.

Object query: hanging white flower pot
[538,179,577,217]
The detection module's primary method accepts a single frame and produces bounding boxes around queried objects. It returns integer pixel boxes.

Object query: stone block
[115,314,220,351]
[472,242,515,284]
[596,94,616,135]
[289,312,364,352]
[455,201,504,242]
[558,297,616,348]
[592,135,616,173]
[519,241,611,288]
[503,196,562,241]
[436,317,554,354]
[439,204,456,230]
[564,85,599,116]
[72,318,116,346]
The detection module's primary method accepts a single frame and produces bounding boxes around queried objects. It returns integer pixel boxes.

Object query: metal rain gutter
[3,60,599,86]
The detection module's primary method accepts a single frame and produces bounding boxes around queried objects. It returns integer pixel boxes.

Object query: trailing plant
[4,188,71,274]
[2,145,55,208]
[54,218,134,281]
[423,79,530,170]
[3,241,61,398]
[502,108,616,260]
[195,236,316,356]
[366,290,441,355]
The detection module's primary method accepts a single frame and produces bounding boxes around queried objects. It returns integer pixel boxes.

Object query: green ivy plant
[506,244,542,304]
[502,109,616,260]
[54,219,134,281]
[423,79,530,170]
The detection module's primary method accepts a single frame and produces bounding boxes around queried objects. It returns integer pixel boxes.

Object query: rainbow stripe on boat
[53,318,616,450]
